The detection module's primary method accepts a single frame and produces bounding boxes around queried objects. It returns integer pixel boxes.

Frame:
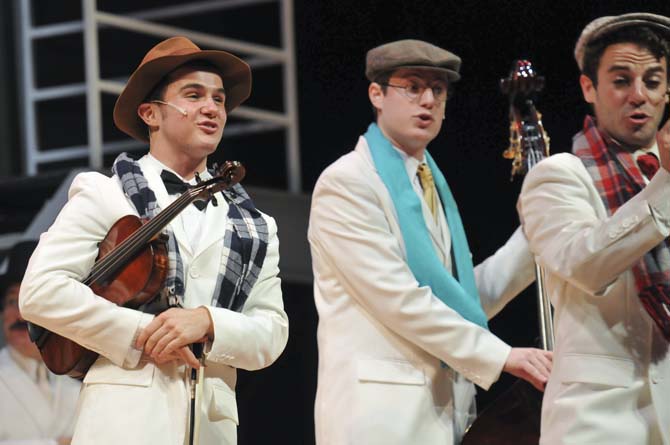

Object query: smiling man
[517,13,670,445]
[308,39,552,445]
[19,37,288,445]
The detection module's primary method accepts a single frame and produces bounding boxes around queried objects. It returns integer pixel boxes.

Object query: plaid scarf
[573,116,670,341]
[112,153,268,313]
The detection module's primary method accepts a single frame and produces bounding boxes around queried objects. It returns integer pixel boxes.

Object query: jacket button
[190,266,200,279]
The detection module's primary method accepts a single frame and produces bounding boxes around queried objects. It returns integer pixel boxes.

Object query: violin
[28,161,245,379]
[461,60,552,445]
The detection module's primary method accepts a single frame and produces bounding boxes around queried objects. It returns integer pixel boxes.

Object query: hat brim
[395,65,461,82]
[367,65,461,83]
[113,50,251,142]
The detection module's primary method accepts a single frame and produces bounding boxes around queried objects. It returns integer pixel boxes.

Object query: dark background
[1,1,670,444]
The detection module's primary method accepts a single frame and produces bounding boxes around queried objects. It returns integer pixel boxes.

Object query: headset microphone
[151,100,187,116]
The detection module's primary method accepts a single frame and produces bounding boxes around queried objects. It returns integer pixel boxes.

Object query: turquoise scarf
[364,123,488,328]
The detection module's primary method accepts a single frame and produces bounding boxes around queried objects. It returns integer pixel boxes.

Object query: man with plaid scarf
[518,13,670,445]
[18,37,288,445]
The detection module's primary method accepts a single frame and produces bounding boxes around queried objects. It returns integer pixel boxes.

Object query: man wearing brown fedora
[517,13,670,444]
[308,39,552,444]
[19,37,288,445]
[0,241,81,444]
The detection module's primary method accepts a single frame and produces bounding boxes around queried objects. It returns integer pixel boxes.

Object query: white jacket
[518,153,670,445]
[19,156,288,445]
[309,137,535,445]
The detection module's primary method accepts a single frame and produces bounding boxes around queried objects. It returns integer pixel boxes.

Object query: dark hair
[582,26,670,87]
[370,71,392,119]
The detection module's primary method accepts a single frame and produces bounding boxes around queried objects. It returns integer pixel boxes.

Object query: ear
[137,102,160,128]
[369,82,384,114]
[579,74,596,104]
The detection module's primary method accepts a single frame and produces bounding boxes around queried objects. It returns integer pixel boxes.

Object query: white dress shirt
[143,154,209,252]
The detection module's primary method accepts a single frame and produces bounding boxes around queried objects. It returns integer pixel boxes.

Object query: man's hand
[142,346,201,368]
[503,347,553,392]
[658,117,670,173]
[135,307,213,368]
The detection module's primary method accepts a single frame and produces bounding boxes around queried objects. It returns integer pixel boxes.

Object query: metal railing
[14,0,301,192]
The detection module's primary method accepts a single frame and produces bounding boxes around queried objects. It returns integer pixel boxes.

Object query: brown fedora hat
[113,36,252,142]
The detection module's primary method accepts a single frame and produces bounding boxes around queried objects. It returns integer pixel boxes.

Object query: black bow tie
[160,170,207,211]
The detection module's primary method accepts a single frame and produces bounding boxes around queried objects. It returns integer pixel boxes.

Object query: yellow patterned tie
[417,163,437,219]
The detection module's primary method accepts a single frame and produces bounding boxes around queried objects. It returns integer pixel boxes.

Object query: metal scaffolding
[14,0,301,192]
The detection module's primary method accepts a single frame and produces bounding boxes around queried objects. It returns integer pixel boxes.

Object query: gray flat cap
[575,12,670,71]
[365,39,461,82]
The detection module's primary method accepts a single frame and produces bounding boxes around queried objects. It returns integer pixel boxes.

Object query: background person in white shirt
[0,240,80,445]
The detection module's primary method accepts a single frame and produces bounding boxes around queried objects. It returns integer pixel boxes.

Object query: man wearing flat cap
[517,12,670,444]
[308,38,551,444]
[19,37,288,445]
[1,241,80,444]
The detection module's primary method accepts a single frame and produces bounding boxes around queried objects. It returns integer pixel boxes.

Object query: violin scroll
[190,160,246,206]
[212,160,246,189]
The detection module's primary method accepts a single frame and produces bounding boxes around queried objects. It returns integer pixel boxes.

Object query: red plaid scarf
[573,116,670,341]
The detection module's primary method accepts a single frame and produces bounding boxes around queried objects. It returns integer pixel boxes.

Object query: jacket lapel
[356,138,450,263]
[194,192,231,259]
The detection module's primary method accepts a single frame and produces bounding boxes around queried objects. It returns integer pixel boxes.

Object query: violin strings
[84,188,201,285]
[85,168,236,286]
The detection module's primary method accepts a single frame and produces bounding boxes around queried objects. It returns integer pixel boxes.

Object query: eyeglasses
[381,82,449,104]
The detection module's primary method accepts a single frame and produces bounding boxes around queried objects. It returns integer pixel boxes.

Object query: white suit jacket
[0,347,81,444]
[518,153,670,445]
[19,156,289,445]
[308,137,535,445]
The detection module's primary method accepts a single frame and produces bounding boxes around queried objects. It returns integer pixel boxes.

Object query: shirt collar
[633,141,660,161]
[8,346,40,381]
[390,144,426,180]
[144,153,211,185]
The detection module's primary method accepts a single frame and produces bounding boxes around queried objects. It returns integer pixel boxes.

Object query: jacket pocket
[208,383,239,425]
[357,358,425,385]
[559,353,635,387]
[83,357,154,387]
